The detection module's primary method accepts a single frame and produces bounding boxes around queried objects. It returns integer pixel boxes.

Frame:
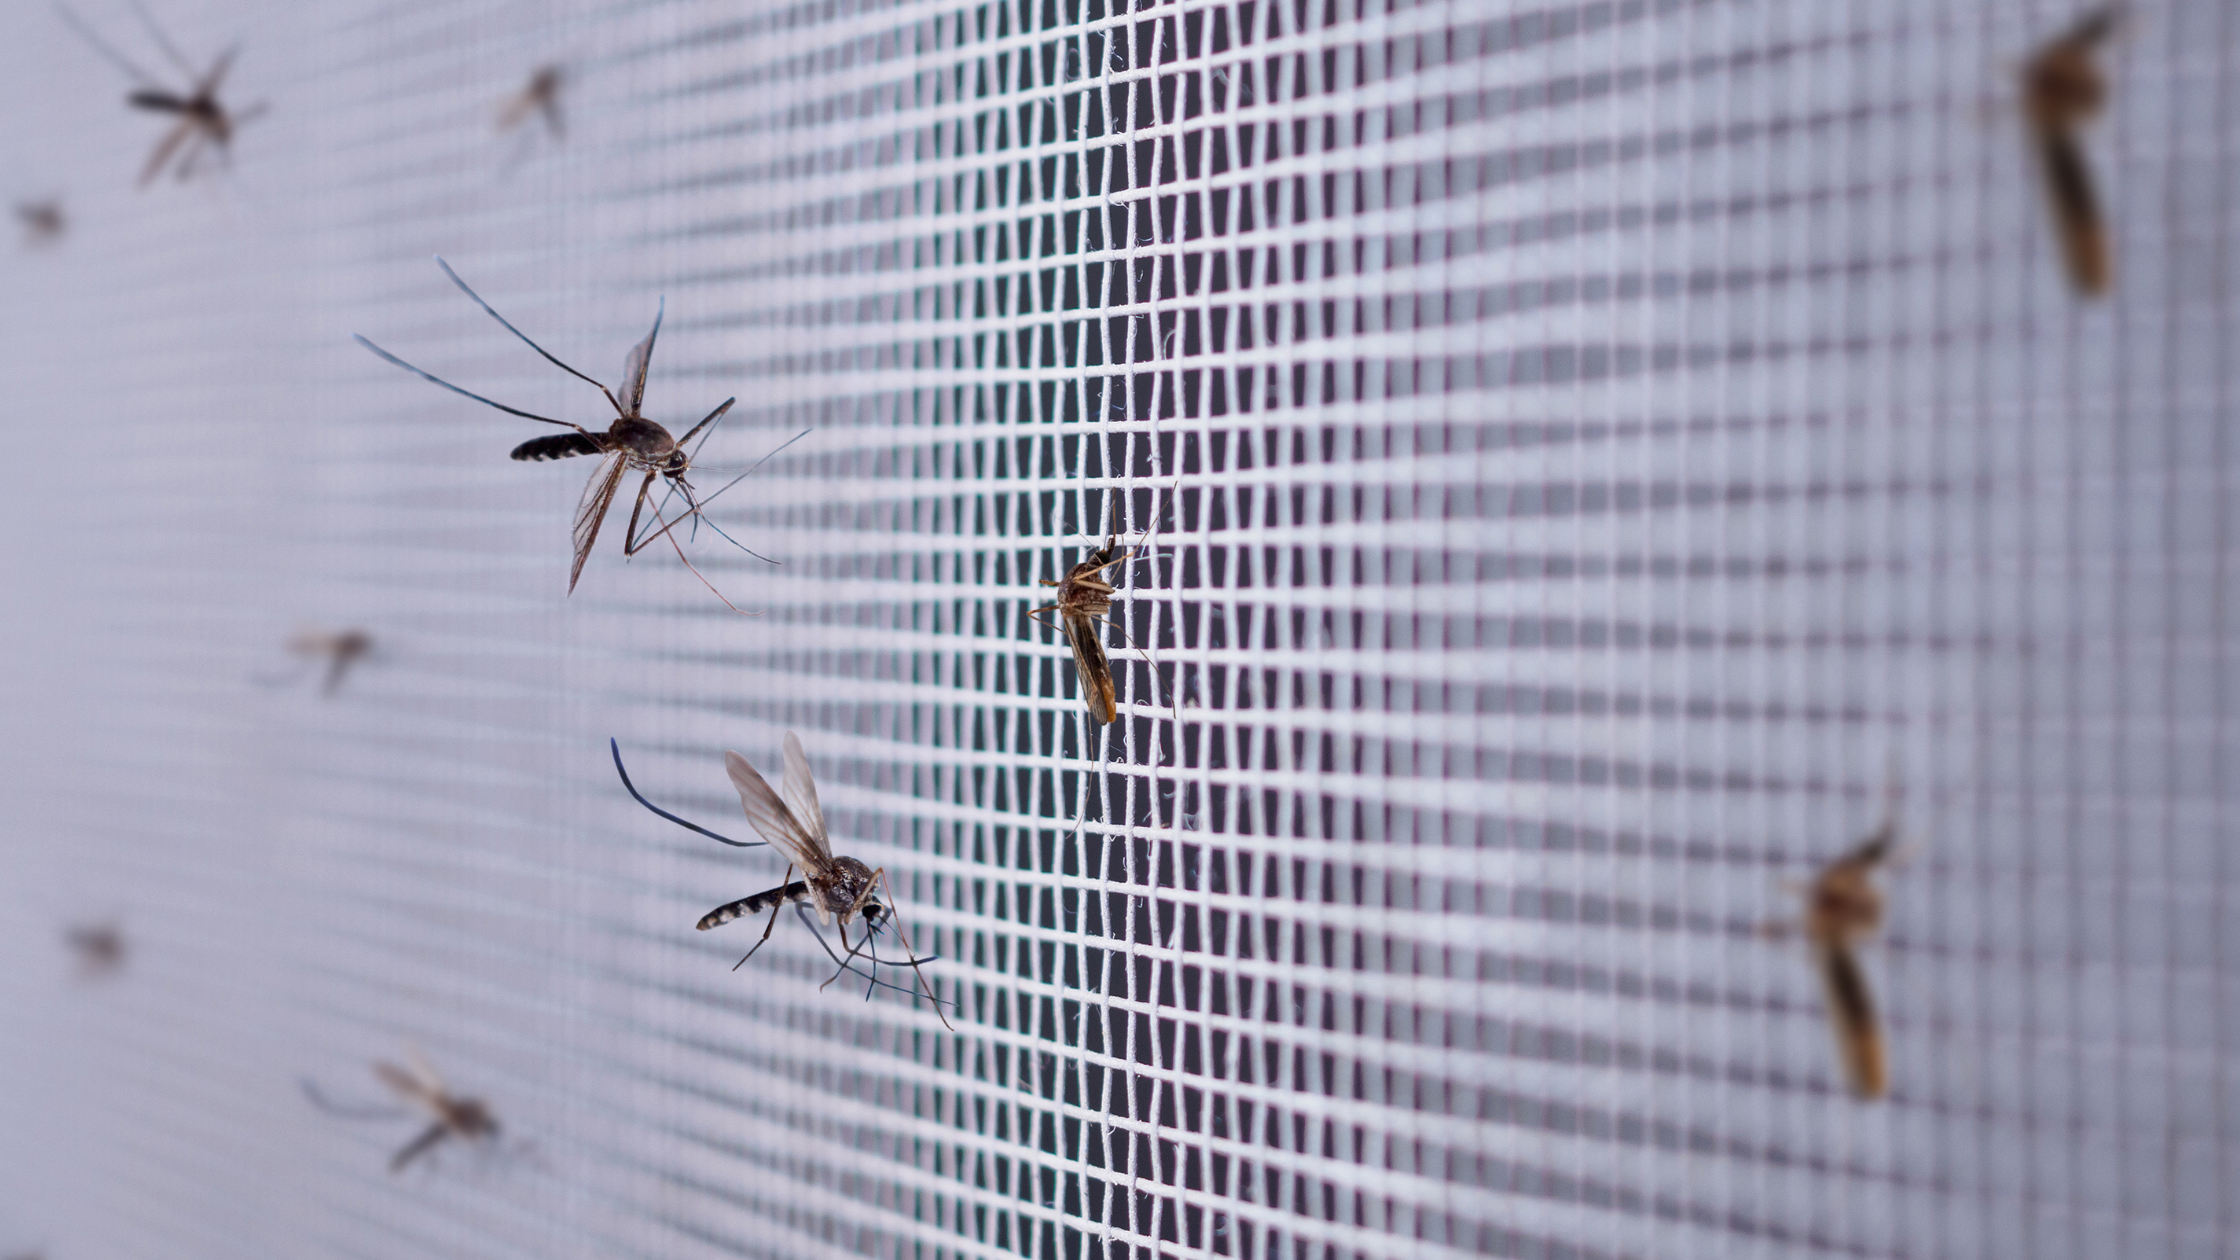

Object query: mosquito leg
[795,905,925,999]
[619,470,659,557]
[730,866,795,971]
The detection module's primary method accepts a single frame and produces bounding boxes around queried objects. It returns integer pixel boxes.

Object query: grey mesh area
[1,1,2235,1259]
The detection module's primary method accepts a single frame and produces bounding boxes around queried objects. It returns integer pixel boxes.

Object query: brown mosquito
[302,1050,500,1173]
[1775,819,1901,1099]
[610,735,950,1025]
[2023,8,2118,295]
[499,65,565,140]
[55,0,266,187]
[284,628,372,696]
[1027,515,1145,724]
[356,258,781,608]
[65,922,124,979]
[15,199,64,247]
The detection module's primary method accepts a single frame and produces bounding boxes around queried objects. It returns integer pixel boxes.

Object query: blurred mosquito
[355,258,790,611]
[302,1050,500,1173]
[499,65,565,140]
[610,736,951,1024]
[65,922,124,979]
[1770,817,1902,1099]
[15,199,64,247]
[55,0,266,187]
[2023,8,2118,295]
[277,627,372,696]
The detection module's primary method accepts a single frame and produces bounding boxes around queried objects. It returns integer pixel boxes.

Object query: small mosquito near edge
[65,922,124,979]
[499,65,565,141]
[279,627,372,696]
[610,737,953,1027]
[2023,7,2120,296]
[1769,815,1905,1099]
[54,0,267,187]
[302,1049,501,1174]
[355,258,787,613]
[15,199,64,248]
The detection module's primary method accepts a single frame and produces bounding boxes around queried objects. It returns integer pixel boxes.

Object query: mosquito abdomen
[511,432,603,462]
[697,881,808,930]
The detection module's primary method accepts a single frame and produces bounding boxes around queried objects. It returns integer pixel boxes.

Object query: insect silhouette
[2023,8,2119,295]
[302,1050,500,1173]
[15,199,64,247]
[355,258,764,605]
[1780,819,1902,1099]
[499,65,565,140]
[610,736,949,1025]
[285,628,372,696]
[55,0,267,187]
[1028,518,1140,724]
[65,922,124,979]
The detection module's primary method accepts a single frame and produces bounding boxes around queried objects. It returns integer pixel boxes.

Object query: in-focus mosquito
[55,0,266,187]
[1776,819,1901,1099]
[15,199,64,247]
[356,258,786,608]
[499,65,565,140]
[1028,501,1150,724]
[2023,8,2118,295]
[302,1050,500,1173]
[610,736,950,1025]
[65,922,124,979]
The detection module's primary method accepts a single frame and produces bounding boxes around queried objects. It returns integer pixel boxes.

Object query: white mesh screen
[2,1,2237,1259]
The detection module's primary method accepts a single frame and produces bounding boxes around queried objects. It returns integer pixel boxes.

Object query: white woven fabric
[1,1,2235,1258]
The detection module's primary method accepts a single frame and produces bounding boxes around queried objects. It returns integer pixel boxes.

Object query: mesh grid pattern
[1,1,2236,1259]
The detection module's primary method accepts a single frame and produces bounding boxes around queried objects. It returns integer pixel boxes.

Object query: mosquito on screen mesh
[302,1050,502,1174]
[2023,8,2119,295]
[499,65,565,141]
[55,0,266,186]
[609,736,952,1026]
[1768,810,1906,1099]
[355,258,801,612]
[1027,491,1168,725]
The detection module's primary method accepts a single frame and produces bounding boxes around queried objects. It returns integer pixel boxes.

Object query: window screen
[2,1,2235,1259]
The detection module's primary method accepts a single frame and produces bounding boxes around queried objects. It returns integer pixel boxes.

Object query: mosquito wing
[1062,611,1117,723]
[779,731,830,859]
[1812,941,1887,1098]
[569,450,628,592]
[372,1060,440,1112]
[616,299,663,418]
[725,749,829,877]
[194,44,238,98]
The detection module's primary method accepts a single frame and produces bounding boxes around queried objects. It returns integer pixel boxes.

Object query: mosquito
[1028,499,1151,724]
[1774,819,1901,1099]
[355,257,767,607]
[55,0,266,187]
[283,627,373,696]
[609,735,950,1025]
[2023,8,2119,295]
[15,199,64,247]
[499,65,565,140]
[302,1050,501,1173]
[65,922,124,979]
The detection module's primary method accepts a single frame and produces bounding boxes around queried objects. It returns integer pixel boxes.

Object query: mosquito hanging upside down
[610,736,951,1027]
[1773,819,1903,1099]
[356,257,802,610]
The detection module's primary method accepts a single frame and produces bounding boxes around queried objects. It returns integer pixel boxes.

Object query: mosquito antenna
[353,334,582,430]
[431,257,624,415]
[646,497,757,617]
[54,3,162,85]
[795,905,941,1000]
[300,1078,410,1122]
[609,739,764,849]
[120,0,196,81]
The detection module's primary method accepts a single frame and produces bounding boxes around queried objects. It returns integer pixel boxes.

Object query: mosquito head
[859,899,888,930]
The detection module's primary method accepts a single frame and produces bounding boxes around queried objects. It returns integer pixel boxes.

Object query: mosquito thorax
[821,857,877,920]
[610,416,679,467]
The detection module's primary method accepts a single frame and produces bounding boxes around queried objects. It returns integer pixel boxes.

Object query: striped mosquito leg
[697,881,807,931]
